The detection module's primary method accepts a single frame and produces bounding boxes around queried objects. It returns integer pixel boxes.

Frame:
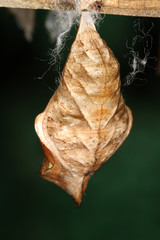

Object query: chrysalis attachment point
[35,12,133,206]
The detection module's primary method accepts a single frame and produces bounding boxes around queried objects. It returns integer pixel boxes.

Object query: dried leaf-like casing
[35,12,132,206]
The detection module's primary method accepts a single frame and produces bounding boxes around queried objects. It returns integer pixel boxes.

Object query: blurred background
[0,8,160,239]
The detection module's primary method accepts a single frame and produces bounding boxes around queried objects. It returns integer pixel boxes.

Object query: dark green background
[0,8,160,239]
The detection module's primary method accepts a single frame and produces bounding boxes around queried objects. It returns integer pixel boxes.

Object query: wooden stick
[0,0,160,17]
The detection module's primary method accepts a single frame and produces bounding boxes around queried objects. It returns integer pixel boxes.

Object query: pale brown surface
[35,12,132,206]
[0,0,160,17]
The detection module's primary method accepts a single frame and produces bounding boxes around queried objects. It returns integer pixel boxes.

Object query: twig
[0,0,160,17]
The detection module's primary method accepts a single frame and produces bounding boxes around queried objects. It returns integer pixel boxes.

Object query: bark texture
[35,12,133,206]
[0,0,160,17]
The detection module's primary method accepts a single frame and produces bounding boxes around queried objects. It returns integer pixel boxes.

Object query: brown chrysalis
[35,12,133,206]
